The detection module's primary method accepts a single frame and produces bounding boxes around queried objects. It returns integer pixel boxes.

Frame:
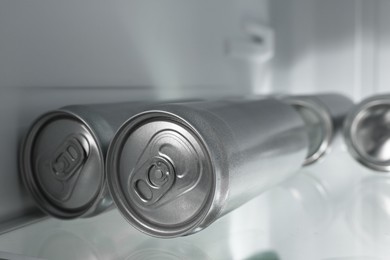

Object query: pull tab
[51,137,86,181]
[128,130,202,208]
[132,156,175,205]
[36,135,89,203]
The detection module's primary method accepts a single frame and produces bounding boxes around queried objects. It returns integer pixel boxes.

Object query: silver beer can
[20,102,154,219]
[344,95,390,172]
[107,98,309,237]
[282,94,354,165]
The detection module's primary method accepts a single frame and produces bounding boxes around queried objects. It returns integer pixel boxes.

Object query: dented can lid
[20,111,106,218]
[344,96,390,172]
[107,111,215,238]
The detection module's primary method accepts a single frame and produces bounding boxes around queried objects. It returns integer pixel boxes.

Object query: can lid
[285,98,333,165]
[344,97,390,172]
[107,111,215,238]
[21,111,105,218]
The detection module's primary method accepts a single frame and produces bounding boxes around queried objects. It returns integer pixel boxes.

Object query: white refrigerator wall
[0,0,272,95]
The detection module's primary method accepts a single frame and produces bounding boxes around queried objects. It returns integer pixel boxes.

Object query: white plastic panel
[268,0,390,100]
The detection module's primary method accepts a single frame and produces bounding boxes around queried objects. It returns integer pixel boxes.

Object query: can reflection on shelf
[346,176,390,250]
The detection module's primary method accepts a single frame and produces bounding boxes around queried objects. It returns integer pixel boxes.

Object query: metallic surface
[20,102,155,219]
[107,98,309,237]
[344,95,390,172]
[283,94,354,165]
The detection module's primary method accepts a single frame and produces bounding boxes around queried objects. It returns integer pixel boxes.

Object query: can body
[20,101,156,219]
[282,94,354,165]
[107,98,309,237]
[344,94,390,172]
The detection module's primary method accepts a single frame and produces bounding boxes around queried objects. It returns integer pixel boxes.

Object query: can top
[344,95,390,172]
[21,111,106,218]
[107,111,215,238]
[284,98,333,165]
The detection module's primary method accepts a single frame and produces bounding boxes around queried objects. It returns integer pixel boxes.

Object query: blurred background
[0,0,389,259]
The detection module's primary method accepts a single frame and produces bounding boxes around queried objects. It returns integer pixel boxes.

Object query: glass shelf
[0,149,387,260]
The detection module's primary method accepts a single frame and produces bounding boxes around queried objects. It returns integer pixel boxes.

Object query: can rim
[107,110,217,238]
[344,96,390,172]
[285,98,334,166]
[20,110,106,219]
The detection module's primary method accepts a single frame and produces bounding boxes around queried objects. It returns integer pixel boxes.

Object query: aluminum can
[20,101,157,219]
[282,94,353,165]
[107,98,309,237]
[344,94,390,172]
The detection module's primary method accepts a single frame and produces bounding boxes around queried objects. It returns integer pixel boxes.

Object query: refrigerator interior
[0,0,389,259]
